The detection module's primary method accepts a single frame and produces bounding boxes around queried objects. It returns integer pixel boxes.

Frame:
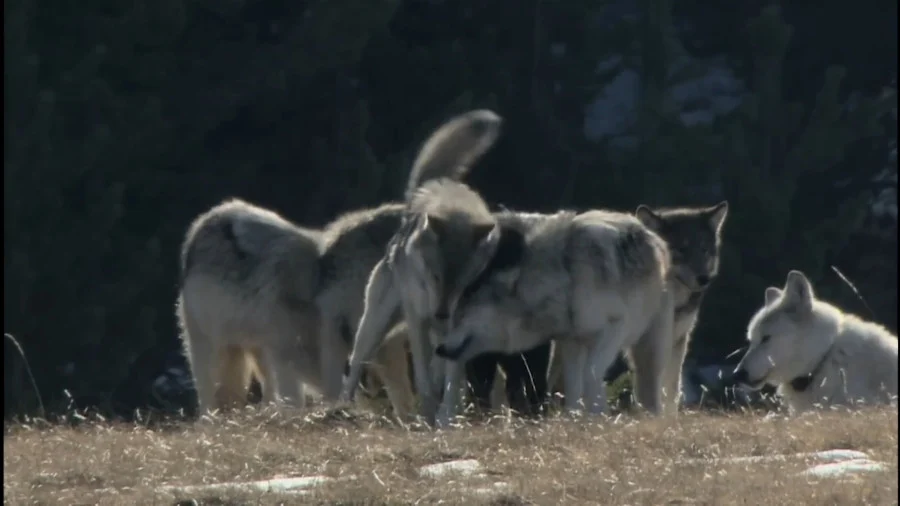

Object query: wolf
[434,208,675,416]
[175,199,413,415]
[632,202,728,412]
[732,270,898,413]
[544,202,729,412]
[341,109,506,426]
[458,213,556,417]
[177,109,503,417]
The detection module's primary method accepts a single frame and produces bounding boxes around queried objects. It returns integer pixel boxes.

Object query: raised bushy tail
[404,109,503,202]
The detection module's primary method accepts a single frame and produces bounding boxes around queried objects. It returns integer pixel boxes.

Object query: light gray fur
[436,208,675,416]
[734,270,898,413]
[340,109,505,426]
[176,199,415,417]
[546,201,729,413]
[313,202,414,413]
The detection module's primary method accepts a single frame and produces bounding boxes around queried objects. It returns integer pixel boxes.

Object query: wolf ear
[708,201,729,233]
[764,287,782,305]
[784,270,814,313]
[471,222,496,245]
[423,213,447,239]
[635,205,663,231]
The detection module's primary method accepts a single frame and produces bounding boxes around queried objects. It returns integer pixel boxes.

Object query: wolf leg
[559,340,588,412]
[178,301,219,415]
[629,304,673,415]
[501,354,527,415]
[317,314,347,402]
[546,342,565,404]
[583,327,627,415]
[511,343,552,415]
[436,360,465,427]
[373,324,417,419]
[465,353,501,413]
[182,339,219,415]
[405,314,438,425]
[265,345,307,408]
[214,345,254,410]
[250,347,277,406]
[342,259,401,402]
[662,334,689,415]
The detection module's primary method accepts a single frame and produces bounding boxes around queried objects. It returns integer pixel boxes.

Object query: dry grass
[4,405,898,505]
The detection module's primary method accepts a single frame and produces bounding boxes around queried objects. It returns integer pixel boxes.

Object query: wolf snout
[696,275,711,287]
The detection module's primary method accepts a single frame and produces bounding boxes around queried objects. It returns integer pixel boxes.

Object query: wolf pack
[176,109,899,428]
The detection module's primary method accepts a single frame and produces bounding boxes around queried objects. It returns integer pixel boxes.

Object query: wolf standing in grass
[435,208,674,416]
[176,110,502,417]
[176,200,327,413]
[733,270,898,413]
[341,110,504,426]
[546,202,729,412]
[632,202,729,412]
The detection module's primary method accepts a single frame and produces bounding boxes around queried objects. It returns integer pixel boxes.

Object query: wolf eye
[761,335,771,344]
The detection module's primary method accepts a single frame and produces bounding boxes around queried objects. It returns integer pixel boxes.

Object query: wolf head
[402,109,505,327]
[435,224,530,362]
[732,270,836,390]
[635,201,728,293]
[405,207,501,330]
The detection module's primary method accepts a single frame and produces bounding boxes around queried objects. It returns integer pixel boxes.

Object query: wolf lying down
[733,269,898,413]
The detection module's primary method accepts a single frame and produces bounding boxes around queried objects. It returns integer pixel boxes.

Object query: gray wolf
[435,208,675,416]
[545,202,729,413]
[459,219,555,417]
[633,201,728,412]
[178,110,504,418]
[732,270,898,413]
[176,199,414,415]
[341,109,505,426]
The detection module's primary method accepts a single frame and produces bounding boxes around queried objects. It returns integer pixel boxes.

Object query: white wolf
[435,208,675,416]
[177,110,503,417]
[733,270,899,413]
[341,110,505,426]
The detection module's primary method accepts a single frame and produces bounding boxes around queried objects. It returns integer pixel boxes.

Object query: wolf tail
[404,109,503,202]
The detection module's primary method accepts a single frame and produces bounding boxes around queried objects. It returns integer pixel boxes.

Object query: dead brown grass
[4,405,898,506]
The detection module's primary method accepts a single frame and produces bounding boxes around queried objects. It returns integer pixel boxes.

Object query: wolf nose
[732,368,748,385]
[696,275,710,287]
[435,311,449,322]
[435,344,450,358]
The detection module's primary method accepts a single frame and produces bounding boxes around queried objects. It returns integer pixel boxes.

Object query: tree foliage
[4,0,896,417]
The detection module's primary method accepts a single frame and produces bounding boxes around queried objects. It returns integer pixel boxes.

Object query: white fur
[735,270,898,413]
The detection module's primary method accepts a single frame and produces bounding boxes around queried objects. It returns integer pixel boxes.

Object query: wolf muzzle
[434,335,473,361]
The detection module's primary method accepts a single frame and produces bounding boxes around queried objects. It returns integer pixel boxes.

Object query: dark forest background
[4,0,897,419]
